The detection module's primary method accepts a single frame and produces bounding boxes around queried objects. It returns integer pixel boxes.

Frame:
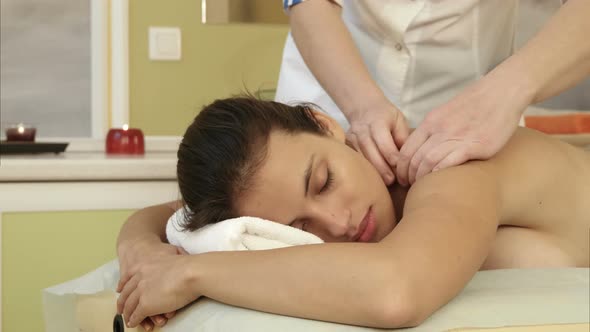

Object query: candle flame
[122,124,129,131]
[17,125,25,134]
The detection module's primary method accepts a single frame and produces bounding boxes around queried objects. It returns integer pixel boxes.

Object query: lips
[354,207,376,242]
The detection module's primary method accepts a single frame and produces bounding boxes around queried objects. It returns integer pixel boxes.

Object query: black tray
[0,141,69,155]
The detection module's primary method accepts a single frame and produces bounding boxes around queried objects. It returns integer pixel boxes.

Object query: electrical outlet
[148,27,181,61]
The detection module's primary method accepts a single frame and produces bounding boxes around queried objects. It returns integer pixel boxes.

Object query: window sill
[0,136,181,182]
[38,135,182,152]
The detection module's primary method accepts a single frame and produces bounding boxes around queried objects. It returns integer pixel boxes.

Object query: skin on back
[380,127,589,322]
[450,127,589,268]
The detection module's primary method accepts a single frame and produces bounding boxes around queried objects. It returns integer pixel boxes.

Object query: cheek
[336,156,379,205]
[332,144,384,198]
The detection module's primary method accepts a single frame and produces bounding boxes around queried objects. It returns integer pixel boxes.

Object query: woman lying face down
[118,97,590,329]
[177,97,589,268]
[177,97,400,243]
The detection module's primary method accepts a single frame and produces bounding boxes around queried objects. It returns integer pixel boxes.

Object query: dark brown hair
[177,97,328,231]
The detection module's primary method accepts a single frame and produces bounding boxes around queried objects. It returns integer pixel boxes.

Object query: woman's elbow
[371,286,425,328]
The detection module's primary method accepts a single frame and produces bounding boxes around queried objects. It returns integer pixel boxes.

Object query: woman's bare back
[476,128,590,269]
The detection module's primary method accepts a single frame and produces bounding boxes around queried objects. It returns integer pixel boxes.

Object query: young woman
[116,97,590,330]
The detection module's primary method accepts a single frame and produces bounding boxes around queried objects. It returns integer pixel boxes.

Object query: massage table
[43,261,589,332]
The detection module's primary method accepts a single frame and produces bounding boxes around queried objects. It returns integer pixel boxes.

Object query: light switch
[149,27,181,61]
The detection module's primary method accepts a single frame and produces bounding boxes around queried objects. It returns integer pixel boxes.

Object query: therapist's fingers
[165,311,177,319]
[345,132,361,152]
[414,140,456,183]
[433,147,472,173]
[372,124,401,171]
[392,113,410,149]
[408,136,445,185]
[397,128,430,186]
[357,129,396,185]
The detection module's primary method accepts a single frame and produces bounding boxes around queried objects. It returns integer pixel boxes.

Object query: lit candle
[5,123,36,142]
[106,124,145,155]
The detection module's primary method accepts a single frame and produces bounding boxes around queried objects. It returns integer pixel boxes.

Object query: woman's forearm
[502,0,590,105]
[190,243,413,328]
[116,201,180,249]
[290,0,389,118]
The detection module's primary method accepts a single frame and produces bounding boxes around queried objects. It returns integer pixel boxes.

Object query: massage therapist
[276,0,590,185]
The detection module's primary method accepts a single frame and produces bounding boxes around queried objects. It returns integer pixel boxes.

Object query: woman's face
[236,125,397,243]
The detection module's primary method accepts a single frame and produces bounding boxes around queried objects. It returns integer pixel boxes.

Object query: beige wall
[128,0,290,135]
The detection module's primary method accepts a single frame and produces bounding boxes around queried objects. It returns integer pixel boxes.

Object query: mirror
[201,0,288,25]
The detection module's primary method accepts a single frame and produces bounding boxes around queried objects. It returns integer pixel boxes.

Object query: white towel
[166,208,324,254]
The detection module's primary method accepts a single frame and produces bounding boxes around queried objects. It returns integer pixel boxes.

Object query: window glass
[1,0,91,138]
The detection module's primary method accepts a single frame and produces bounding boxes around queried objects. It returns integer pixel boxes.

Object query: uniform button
[395,43,403,51]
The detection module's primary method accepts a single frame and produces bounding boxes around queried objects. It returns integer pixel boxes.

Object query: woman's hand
[117,254,201,328]
[396,69,533,186]
[346,99,410,185]
[117,236,188,330]
[117,235,186,291]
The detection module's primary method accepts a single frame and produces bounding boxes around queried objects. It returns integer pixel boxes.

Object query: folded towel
[166,208,324,254]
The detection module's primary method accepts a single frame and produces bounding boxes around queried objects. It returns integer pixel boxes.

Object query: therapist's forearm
[290,0,389,118]
[501,0,590,105]
[191,243,412,328]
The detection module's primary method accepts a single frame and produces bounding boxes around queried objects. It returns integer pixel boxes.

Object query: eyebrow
[304,154,315,197]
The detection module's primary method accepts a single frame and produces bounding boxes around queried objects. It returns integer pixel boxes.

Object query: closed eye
[320,168,333,194]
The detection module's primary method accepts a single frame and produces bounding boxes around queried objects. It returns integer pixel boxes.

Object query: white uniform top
[276,0,540,129]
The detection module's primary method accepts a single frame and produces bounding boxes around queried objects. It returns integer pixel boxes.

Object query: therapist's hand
[346,99,410,185]
[117,236,187,331]
[396,74,532,186]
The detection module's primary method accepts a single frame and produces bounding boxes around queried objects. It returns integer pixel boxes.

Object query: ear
[310,110,346,142]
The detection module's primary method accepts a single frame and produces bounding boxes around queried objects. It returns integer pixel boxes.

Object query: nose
[307,205,352,239]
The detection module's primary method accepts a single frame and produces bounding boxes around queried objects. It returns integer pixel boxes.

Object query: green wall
[1,3,290,331]
[2,210,132,332]
[129,0,290,135]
